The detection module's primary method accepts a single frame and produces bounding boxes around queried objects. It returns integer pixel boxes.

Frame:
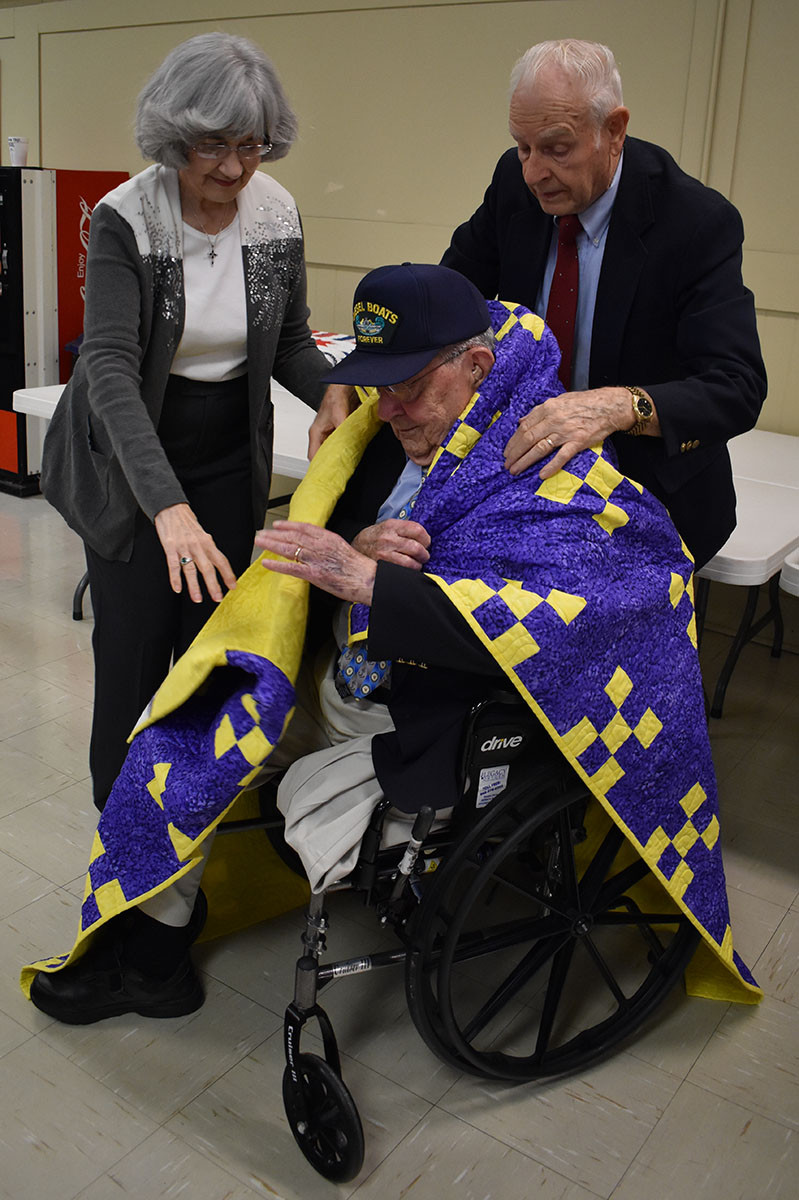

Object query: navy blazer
[441,136,767,566]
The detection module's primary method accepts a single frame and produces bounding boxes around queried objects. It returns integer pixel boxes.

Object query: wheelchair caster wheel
[282,1053,364,1182]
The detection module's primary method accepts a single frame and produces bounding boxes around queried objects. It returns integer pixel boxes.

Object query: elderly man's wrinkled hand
[352,519,430,569]
[255,520,377,606]
[307,385,357,459]
[504,387,637,479]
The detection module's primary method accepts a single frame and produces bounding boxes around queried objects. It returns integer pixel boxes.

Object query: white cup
[8,136,29,167]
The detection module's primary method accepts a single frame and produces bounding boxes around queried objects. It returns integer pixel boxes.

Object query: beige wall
[1,0,796,433]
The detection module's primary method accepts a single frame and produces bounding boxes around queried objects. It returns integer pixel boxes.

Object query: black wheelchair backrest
[458,686,553,821]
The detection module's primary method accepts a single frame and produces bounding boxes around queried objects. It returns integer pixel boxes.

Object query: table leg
[710,574,782,718]
[768,573,784,658]
[72,570,90,621]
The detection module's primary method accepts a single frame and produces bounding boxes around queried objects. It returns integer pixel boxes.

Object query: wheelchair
[267,688,700,1183]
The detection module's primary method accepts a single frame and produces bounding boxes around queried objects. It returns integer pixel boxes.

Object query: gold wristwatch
[625,386,654,436]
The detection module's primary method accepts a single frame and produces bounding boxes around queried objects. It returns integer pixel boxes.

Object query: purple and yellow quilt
[22,301,759,1003]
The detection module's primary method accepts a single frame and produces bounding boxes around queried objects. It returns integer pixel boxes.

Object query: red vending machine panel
[55,170,128,382]
[0,167,127,495]
[0,168,26,484]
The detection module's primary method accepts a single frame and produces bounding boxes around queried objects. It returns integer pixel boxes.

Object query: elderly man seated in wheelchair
[23,266,757,1125]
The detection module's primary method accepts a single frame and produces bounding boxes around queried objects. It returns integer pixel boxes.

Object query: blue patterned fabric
[22,300,758,1004]
[335,645,391,697]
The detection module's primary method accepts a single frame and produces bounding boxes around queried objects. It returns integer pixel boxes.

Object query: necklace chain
[200,222,222,265]
[187,203,236,266]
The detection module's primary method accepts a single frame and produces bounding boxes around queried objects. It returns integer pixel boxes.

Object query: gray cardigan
[41,165,327,560]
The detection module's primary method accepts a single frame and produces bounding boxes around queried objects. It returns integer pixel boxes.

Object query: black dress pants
[85,374,257,810]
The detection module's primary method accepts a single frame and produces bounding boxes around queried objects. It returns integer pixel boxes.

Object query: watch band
[625,386,653,436]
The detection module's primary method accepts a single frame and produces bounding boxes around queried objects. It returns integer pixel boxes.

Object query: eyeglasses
[191,140,273,164]
[380,348,467,401]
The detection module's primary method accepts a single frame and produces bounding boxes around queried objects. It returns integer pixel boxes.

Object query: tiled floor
[0,488,797,1200]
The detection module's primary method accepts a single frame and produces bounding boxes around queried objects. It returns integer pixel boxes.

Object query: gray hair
[135,32,298,168]
[509,39,624,125]
[445,328,496,359]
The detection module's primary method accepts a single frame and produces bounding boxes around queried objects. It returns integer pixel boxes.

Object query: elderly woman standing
[42,33,328,812]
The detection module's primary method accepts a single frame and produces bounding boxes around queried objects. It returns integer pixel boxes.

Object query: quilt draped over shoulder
[21,301,759,1003]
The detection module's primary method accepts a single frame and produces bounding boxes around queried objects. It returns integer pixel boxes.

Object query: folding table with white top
[695,429,799,716]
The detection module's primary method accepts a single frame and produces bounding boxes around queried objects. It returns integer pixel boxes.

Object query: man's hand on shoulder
[352,519,431,569]
[307,385,358,459]
[504,386,660,479]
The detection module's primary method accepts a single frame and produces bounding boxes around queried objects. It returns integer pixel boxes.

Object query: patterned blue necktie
[335,646,391,699]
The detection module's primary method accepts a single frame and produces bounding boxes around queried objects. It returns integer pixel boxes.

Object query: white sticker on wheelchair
[476,764,510,808]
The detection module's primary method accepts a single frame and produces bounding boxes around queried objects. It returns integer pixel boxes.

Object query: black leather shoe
[29,942,205,1025]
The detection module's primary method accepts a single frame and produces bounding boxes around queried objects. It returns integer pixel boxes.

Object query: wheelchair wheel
[282,1053,364,1182]
[406,773,700,1080]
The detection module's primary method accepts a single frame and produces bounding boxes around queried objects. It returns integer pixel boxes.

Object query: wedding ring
[179,555,193,565]
[546,436,554,448]
[294,545,303,562]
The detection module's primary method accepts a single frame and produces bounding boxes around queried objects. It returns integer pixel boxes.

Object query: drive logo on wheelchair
[480,733,523,752]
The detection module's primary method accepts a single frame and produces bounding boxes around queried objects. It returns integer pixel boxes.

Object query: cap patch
[353,300,400,346]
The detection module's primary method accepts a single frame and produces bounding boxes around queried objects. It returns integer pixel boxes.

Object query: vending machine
[0,166,128,495]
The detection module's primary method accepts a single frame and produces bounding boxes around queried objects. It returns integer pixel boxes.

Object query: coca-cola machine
[0,166,127,494]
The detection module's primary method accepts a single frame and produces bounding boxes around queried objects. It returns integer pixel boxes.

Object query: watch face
[635,395,653,419]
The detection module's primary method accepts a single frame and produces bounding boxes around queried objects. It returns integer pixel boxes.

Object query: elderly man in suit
[439,38,766,567]
[310,39,766,568]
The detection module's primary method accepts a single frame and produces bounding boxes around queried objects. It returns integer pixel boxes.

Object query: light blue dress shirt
[376,456,427,523]
[535,154,623,392]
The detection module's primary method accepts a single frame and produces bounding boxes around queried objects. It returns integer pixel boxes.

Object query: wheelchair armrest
[468,683,526,714]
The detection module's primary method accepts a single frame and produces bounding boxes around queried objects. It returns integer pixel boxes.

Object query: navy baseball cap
[320,262,491,387]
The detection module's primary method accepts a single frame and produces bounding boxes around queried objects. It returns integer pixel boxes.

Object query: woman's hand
[352,519,430,569]
[154,503,239,602]
[307,385,357,459]
[255,520,376,605]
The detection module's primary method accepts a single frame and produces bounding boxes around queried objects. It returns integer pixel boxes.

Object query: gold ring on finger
[294,545,303,562]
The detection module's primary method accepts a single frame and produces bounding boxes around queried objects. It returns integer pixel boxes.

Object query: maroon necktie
[545,215,581,391]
